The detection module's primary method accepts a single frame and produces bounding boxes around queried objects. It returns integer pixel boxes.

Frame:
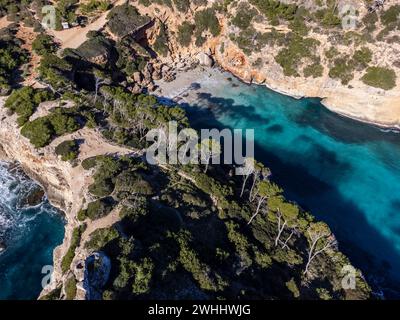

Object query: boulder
[152,69,162,80]
[146,63,154,74]
[143,68,153,82]
[0,241,6,253]
[176,61,186,70]
[130,84,142,94]
[161,64,171,76]
[197,52,214,67]
[163,72,176,83]
[20,186,45,207]
[133,72,142,84]
[147,83,158,92]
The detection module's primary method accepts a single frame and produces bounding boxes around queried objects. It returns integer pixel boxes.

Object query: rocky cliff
[131,0,400,128]
[0,97,132,299]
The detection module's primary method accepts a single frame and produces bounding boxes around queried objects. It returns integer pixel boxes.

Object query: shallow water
[170,71,400,297]
[0,162,65,300]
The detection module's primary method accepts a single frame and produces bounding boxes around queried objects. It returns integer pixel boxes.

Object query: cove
[160,69,400,297]
[0,162,65,300]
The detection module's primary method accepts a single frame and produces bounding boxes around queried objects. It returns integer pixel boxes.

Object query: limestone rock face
[197,52,214,67]
[0,96,133,299]
[133,72,143,84]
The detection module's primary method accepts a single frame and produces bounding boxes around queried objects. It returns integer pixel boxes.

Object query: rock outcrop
[130,1,400,128]
[0,97,133,299]
[197,52,214,67]
[0,241,6,253]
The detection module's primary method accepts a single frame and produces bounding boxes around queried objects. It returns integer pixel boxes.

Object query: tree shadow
[155,90,400,298]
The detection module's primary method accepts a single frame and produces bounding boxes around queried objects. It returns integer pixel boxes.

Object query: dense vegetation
[55,139,80,162]
[106,3,151,38]
[74,151,370,300]
[5,87,55,126]
[20,107,81,148]
[1,1,387,301]
[0,25,29,95]
[361,66,397,90]
[61,224,87,274]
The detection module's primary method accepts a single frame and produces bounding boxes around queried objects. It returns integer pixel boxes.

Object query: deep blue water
[177,73,400,297]
[0,162,65,300]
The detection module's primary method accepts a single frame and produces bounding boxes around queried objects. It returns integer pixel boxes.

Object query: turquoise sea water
[0,162,65,300]
[177,73,400,297]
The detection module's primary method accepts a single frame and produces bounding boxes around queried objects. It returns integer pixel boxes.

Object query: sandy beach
[154,66,236,105]
[155,66,400,130]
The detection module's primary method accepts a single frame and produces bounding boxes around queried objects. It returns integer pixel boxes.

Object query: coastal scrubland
[1,0,394,300]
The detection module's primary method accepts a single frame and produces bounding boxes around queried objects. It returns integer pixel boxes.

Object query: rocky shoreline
[124,42,400,130]
[0,57,396,299]
[0,97,135,299]
[133,1,400,129]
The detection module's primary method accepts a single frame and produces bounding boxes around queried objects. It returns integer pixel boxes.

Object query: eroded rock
[197,52,214,67]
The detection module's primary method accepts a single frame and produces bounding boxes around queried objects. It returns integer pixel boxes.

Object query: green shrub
[362,12,378,32]
[131,258,154,295]
[85,226,119,251]
[177,22,195,46]
[88,178,115,197]
[328,57,354,85]
[303,63,323,78]
[48,109,80,136]
[21,118,54,148]
[0,31,29,93]
[194,8,221,45]
[325,46,339,60]
[32,34,57,56]
[273,247,303,266]
[114,171,153,198]
[64,276,77,300]
[38,54,74,90]
[85,197,115,220]
[39,286,61,300]
[254,251,272,269]
[286,278,300,298]
[80,0,111,15]
[21,108,80,148]
[353,47,372,69]
[275,35,320,77]
[81,156,98,170]
[381,5,400,27]
[107,3,151,38]
[316,287,332,300]
[77,209,87,221]
[231,3,257,30]
[61,224,86,273]
[173,0,190,12]
[175,231,227,291]
[153,23,169,57]
[55,140,79,161]
[361,66,397,90]
[181,193,207,207]
[249,0,298,22]
[5,87,54,126]
[226,221,252,267]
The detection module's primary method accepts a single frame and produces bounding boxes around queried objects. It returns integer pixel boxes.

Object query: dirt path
[15,26,43,87]
[80,207,121,245]
[49,0,126,49]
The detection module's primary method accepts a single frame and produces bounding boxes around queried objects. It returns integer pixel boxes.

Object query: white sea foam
[0,162,45,241]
